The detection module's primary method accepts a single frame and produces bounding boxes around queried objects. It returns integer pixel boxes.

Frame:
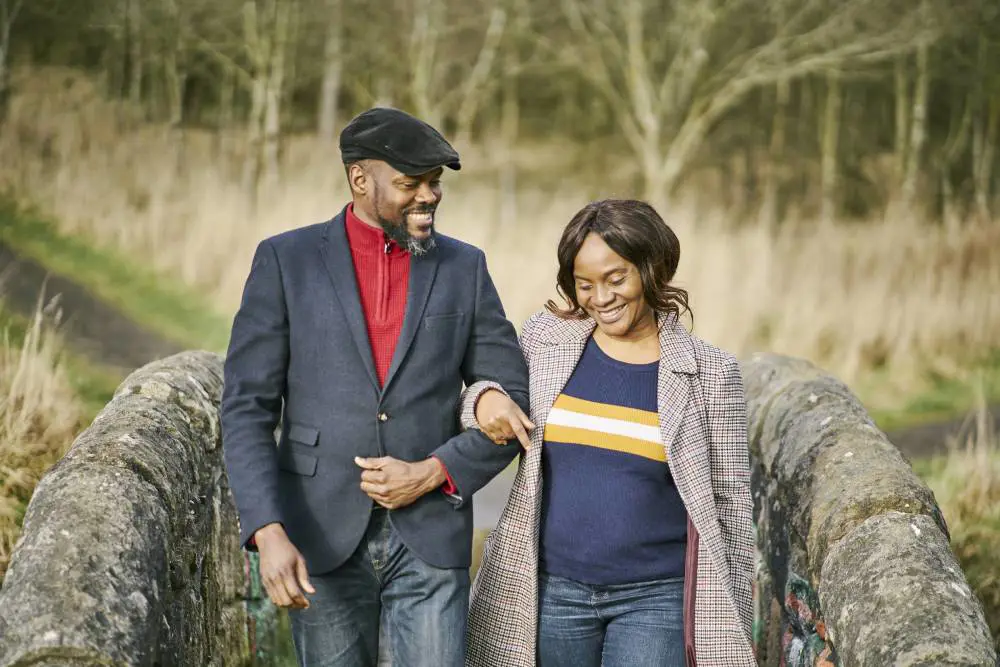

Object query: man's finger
[296,557,316,597]
[360,470,386,484]
[360,481,388,496]
[267,576,294,608]
[354,456,391,470]
[281,569,308,609]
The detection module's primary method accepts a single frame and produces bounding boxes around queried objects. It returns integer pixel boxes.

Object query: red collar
[345,203,406,255]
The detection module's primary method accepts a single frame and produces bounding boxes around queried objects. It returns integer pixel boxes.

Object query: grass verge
[0,301,85,583]
[868,350,1000,433]
[0,195,231,353]
[914,399,1000,649]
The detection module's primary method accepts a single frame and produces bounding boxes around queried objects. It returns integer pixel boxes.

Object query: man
[221,107,530,667]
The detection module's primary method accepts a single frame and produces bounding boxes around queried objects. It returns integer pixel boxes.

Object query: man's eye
[430,180,442,187]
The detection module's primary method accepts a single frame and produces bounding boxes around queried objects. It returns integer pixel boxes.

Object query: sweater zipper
[377,237,390,320]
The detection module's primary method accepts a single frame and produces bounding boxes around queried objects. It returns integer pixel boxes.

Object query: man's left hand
[355,456,446,510]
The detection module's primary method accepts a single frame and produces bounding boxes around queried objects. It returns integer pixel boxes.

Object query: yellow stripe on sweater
[543,424,667,462]
[553,394,660,427]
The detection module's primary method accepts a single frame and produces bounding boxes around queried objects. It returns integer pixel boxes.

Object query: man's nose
[415,182,438,205]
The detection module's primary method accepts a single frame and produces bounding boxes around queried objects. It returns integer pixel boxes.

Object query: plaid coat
[461,311,757,666]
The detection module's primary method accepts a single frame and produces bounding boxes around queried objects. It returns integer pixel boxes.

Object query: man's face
[351,161,444,255]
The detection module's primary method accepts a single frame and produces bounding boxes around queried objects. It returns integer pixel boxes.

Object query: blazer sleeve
[431,250,530,503]
[457,311,543,432]
[220,239,289,549]
[705,354,756,643]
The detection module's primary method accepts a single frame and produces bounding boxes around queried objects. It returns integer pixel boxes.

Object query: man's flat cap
[340,107,461,176]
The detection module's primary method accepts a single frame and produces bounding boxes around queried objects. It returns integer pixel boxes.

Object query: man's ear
[348,162,369,197]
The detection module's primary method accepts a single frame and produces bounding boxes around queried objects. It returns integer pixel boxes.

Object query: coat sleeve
[705,354,756,643]
[431,250,530,503]
[220,239,289,549]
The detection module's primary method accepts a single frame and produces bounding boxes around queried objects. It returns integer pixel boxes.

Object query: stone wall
[0,350,996,665]
[744,353,996,666]
[0,351,284,667]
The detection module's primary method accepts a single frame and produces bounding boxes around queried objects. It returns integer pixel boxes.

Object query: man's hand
[355,456,446,509]
[475,389,534,449]
[254,523,316,610]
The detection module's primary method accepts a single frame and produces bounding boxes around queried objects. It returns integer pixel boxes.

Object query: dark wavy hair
[545,199,692,324]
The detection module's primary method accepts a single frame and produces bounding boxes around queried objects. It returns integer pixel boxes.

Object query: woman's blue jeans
[537,572,686,667]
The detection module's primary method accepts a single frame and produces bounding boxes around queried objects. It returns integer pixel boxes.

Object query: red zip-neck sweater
[345,204,456,494]
[345,204,409,386]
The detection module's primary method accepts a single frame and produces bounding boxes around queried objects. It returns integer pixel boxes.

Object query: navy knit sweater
[539,337,688,585]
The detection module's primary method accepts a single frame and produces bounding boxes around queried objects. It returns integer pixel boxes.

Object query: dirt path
[1,241,995,528]
[0,241,184,375]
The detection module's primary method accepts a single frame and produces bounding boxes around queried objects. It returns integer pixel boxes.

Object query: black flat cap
[340,107,461,176]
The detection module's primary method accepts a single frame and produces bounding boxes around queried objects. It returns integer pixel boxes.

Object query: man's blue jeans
[287,508,469,667]
[537,572,686,667]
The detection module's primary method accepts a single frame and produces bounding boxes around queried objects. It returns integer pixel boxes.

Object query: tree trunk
[262,0,292,188]
[974,95,998,222]
[0,0,19,122]
[454,6,507,144]
[901,42,929,213]
[127,0,142,108]
[894,55,909,187]
[317,0,343,142]
[409,0,442,128]
[820,70,842,224]
[242,0,271,212]
[497,43,519,230]
[760,77,790,227]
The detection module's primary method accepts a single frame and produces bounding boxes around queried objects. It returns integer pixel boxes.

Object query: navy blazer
[220,206,529,573]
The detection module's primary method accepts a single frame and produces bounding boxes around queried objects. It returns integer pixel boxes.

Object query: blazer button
[378,412,389,422]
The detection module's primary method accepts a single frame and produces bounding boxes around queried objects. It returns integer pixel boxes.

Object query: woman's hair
[545,199,691,323]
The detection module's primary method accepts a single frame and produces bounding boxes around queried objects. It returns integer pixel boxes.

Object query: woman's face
[572,232,655,340]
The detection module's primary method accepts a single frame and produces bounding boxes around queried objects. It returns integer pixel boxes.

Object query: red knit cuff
[432,456,457,495]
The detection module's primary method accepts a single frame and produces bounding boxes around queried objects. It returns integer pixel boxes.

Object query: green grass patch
[867,350,1000,433]
[914,430,1000,649]
[0,195,230,353]
[0,303,121,417]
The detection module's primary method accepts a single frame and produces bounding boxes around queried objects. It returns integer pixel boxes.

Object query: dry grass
[2,67,999,411]
[0,297,83,581]
[919,395,1000,647]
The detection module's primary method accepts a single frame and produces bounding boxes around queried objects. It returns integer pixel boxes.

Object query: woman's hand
[475,389,535,449]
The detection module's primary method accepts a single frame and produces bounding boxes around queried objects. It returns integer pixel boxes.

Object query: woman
[460,199,757,667]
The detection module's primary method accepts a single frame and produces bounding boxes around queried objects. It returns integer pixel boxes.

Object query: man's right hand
[475,389,535,449]
[254,523,316,609]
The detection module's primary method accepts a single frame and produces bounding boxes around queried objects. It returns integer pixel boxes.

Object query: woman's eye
[577,284,592,292]
[610,278,625,286]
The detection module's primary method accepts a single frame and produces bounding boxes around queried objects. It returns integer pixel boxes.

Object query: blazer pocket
[278,449,318,476]
[287,422,320,446]
[424,312,466,330]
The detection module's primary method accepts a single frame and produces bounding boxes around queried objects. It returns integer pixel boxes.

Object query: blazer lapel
[381,248,440,394]
[318,211,379,390]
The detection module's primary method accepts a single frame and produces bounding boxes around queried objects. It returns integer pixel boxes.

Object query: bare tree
[242,0,295,209]
[0,0,24,120]
[317,0,343,142]
[901,40,930,211]
[972,34,999,221]
[557,0,946,203]
[820,70,842,223]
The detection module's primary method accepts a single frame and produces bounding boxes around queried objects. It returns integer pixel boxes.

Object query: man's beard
[372,190,437,256]
[377,211,437,256]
